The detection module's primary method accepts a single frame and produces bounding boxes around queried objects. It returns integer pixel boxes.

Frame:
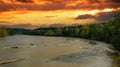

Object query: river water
[0,35,113,67]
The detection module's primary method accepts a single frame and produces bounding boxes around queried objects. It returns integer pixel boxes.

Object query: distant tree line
[23,13,120,51]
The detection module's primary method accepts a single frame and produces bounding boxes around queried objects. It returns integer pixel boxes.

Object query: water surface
[0,35,113,67]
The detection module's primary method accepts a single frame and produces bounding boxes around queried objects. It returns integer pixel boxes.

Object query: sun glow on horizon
[0,2,120,29]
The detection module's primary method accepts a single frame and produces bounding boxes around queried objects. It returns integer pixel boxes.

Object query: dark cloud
[84,0,120,3]
[75,14,95,19]
[75,11,120,21]
[16,0,33,3]
[106,0,120,3]
[95,11,120,21]
[84,0,100,3]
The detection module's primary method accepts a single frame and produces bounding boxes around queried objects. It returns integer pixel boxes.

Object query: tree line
[23,13,120,51]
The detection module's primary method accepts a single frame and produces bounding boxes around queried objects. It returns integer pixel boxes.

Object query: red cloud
[0,0,120,12]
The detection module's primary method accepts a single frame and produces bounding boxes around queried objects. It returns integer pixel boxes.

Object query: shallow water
[0,35,113,67]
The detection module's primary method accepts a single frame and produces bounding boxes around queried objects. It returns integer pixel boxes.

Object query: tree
[0,27,8,38]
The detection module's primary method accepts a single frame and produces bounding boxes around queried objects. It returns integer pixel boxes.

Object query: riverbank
[112,55,120,67]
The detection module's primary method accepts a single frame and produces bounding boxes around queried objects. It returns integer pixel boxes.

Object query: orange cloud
[0,0,120,12]
[0,21,11,24]
[0,0,120,28]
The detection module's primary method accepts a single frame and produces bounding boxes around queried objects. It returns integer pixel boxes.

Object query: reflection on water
[0,35,113,67]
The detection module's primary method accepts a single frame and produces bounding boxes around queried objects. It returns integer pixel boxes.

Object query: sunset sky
[0,0,120,29]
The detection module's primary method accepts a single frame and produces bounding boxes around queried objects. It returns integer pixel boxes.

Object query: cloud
[1,0,120,4]
[75,14,95,19]
[0,21,12,24]
[104,0,120,3]
[75,11,120,21]
[0,23,38,29]
[95,11,120,21]
[0,0,120,12]
[16,0,34,3]
[0,0,34,3]
[0,3,66,12]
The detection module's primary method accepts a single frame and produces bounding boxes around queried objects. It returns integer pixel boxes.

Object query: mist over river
[0,35,113,67]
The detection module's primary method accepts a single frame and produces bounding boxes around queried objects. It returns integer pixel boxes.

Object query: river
[0,35,113,67]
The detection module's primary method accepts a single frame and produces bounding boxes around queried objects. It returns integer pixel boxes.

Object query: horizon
[0,0,120,29]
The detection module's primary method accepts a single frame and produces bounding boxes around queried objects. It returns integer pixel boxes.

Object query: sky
[0,0,120,29]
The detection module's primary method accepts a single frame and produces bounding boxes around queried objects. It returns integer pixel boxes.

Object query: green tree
[0,27,8,38]
[44,30,54,36]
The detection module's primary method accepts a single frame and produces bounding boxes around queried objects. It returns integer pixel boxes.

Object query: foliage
[0,27,8,38]
[0,27,16,38]
[113,55,120,67]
